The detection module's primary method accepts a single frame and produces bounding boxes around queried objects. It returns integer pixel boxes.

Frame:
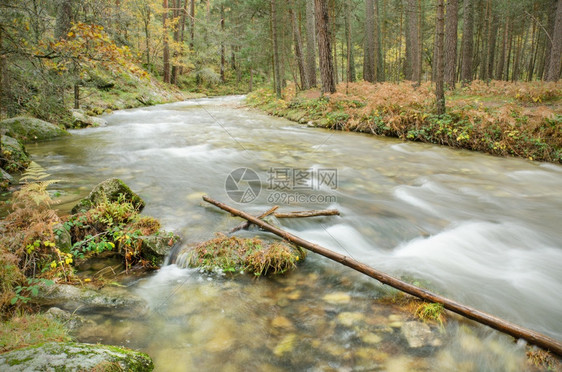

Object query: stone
[71,109,107,128]
[271,316,294,329]
[45,307,93,331]
[273,333,297,357]
[0,342,153,371]
[71,178,145,214]
[1,135,30,172]
[401,321,442,348]
[0,117,69,142]
[1,168,15,187]
[322,292,351,304]
[336,312,365,327]
[140,234,179,264]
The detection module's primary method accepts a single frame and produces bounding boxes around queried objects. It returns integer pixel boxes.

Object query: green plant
[11,278,54,305]
[415,302,445,328]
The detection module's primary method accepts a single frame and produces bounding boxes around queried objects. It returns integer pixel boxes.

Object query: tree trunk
[460,0,474,85]
[290,5,308,89]
[189,0,195,49]
[315,0,336,94]
[170,0,180,85]
[527,19,538,81]
[546,0,562,81]
[542,0,557,80]
[249,67,253,92]
[0,27,4,119]
[220,5,226,83]
[345,0,356,83]
[162,0,170,83]
[478,0,490,80]
[305,0,317,87]
[55,0,73,40]
[486,14,498,80]
[435,0,445,115]
[405,0,420,82]
[178,0,188,76]
[496,17,508,80]
[271,0,282,97]
[444,0,458,88]
[330,0,338,84]
[363,0,376,82]
[375,0,385,81]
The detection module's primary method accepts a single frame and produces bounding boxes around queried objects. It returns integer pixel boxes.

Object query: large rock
[1,168,15,187]
[45,307,94,331]
[1,135,30,172]
[35,283,145,310]
[0,117,69,142]
[72,178,145,214]
[71,109,107,128]
[0,342,153,371]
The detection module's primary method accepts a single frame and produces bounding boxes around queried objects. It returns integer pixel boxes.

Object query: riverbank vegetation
[247,80,561,162]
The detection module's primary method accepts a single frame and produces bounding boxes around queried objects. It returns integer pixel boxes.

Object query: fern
[19,161,54,183]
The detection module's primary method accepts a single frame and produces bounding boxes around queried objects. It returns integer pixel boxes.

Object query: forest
[1,0,562,371]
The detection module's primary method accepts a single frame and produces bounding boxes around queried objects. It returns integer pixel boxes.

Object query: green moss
[0,314,71,353]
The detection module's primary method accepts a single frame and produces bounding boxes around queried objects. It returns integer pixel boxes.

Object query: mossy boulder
[0,117,69,142]
[1,168,15,188]
[1,135,30,173]
[71,109,107,128]
[72,178,145,214]
[140,234,180,265]
[0,342,153,371]
[175,234,306,276]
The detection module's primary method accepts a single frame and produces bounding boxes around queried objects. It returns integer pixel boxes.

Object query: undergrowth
[0,313,70,353]
[247,80,561,163]
[186,234,306,276]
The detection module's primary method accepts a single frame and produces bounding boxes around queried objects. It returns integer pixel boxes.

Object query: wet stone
[323,292,351,304]
[336,312,365,327]
[401,321,442,348]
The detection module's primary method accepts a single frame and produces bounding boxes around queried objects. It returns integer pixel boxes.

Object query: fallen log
[229,205,279,233]
[274,209,340,218]
[203,195,562,356]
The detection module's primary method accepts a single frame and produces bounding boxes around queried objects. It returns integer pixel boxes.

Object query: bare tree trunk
[496,17,508,80]
[220,5,226,83]
[486,14,498,80]
[345,0,356,82]
[170,0,179,85]
[364,0,376,82]
[527,19,537,81]
[460,0,474,85]
[375,0,385,81]
[289,5,308,89]
[330,0,338,84]
[315,0,336,93]
[542,0,557,80]
[271,0,282,96]
[178,0,188,76]
[162,0,170,83]
[546,0,562,81]
[0,27,5,119]
[189,0,195,49]
[405,0,420,82]
[478,0,490,80]
[505,22,514,80]
[55,0,73,40]
[305,0,317,87]
[435,0,445,115]
[444,0,458,88]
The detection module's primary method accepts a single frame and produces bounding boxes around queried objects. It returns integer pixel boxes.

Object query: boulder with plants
[0,117,69,142]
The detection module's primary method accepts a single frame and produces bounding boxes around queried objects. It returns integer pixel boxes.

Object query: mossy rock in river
[175,234,306,276]
[0,116,69,142]
[0,342,153,371]
[72,178,145,214]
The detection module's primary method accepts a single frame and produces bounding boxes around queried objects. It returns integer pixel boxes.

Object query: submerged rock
[0,116,69,142]
[71,177,145,214]
[0,342,153,371]
[45,307,94,331]
[140,235,180,264]
[401,321,442,348]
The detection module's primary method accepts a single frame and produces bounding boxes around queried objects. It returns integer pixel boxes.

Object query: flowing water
[27,96,562,370]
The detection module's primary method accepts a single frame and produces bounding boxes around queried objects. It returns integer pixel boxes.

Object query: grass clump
[0,313,70,353]
[186,234,306,276]
[526,348,560,371]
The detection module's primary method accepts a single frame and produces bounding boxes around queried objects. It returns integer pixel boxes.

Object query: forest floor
[246,80,562,163]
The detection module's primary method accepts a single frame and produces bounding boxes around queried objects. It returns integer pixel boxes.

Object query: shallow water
[27,96,562,370]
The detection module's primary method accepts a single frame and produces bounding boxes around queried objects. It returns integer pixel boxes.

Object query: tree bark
[170,0,180,85]
[162,0,170,84]
[363,0,376,82]
[271,0,282,97]
[274,209,340,218]
[305,0,317,87]
[203,195,562,358]
[405,0,420,82]
[496,17,508,80]
[189,0,195,49]
[460,0,474,85]
[344,0,356,83]
[315,0,336,94]
[546,0,562,81]
[375,0,385,81]
[486,14,498,80]
[55,0,73,40]
[220,4,226,84]
[289,5,308,89]
[542,0,557,80]
[444,0,458,88]
[435,0,445,115]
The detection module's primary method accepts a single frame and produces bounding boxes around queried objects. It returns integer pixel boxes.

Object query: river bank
[246,80,561,163]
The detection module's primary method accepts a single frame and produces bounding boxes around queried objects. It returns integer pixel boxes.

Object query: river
[27,96,562,370]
